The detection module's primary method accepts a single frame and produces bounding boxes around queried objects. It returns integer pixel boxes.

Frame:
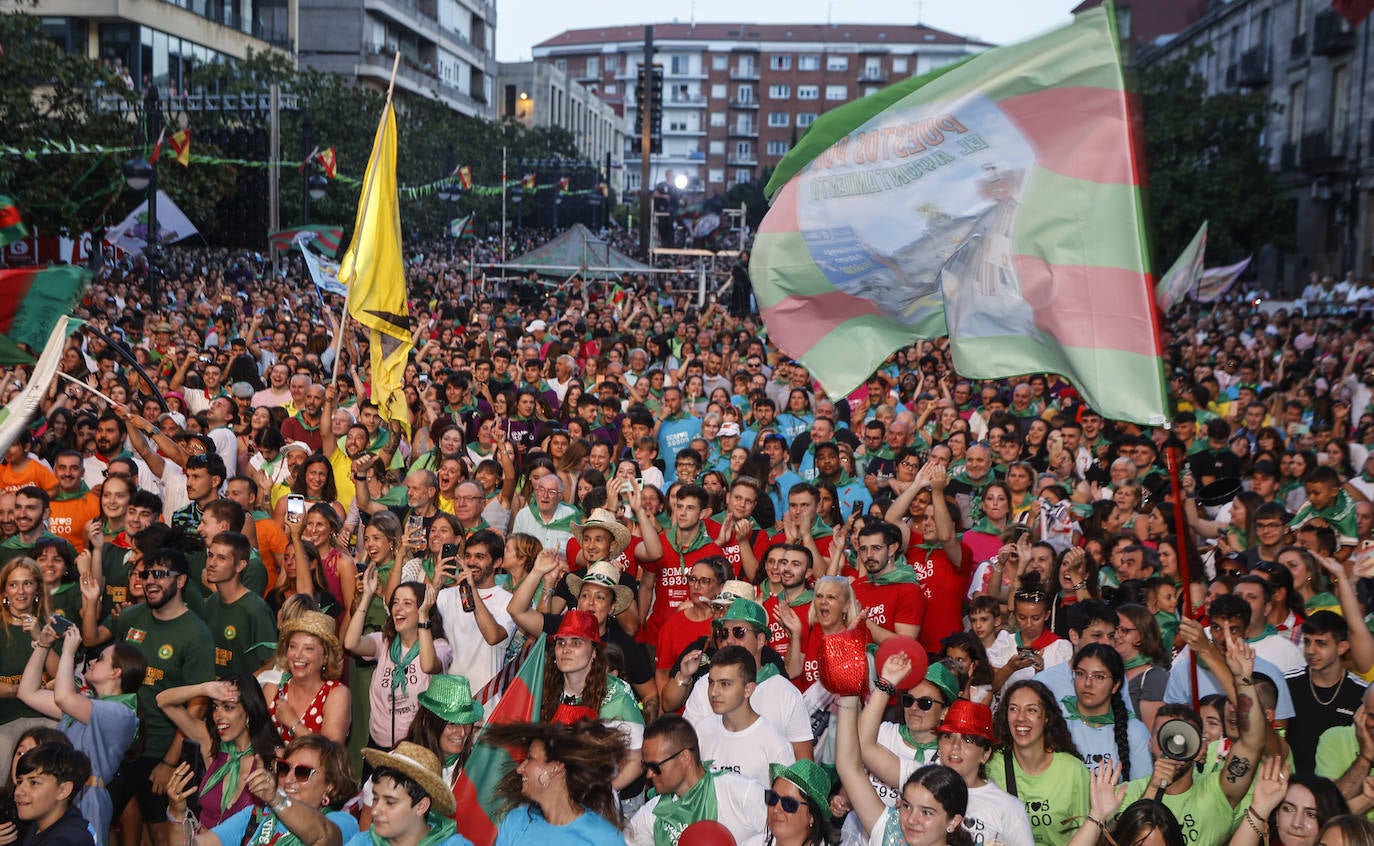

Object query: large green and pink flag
[750,3,1169,426]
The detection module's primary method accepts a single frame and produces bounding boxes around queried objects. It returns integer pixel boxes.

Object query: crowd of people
[0,233,1370,846]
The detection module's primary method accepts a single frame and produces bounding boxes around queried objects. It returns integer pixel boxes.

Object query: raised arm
[835,694,889,838]
[507,551,563,639]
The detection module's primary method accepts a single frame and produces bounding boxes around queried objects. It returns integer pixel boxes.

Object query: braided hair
[1074,642,1131,778]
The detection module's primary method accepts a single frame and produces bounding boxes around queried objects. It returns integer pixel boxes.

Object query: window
[710,112,726,126]
[605,55,618,71]
[1288,81,1303,145]
[710,140,725,154]
[827,55,849,71]
[585,56,598,77]
[1331,64,1350,152]
[796,112,817,126]
[734,169,752,184]
[767,112,789,127]
[713,55,728,70]
[554,59,566,71]
[711,84,726,98]
[768,84,791,98]
[670,120,689,131]
[798,85,819,99]
[767,140,789,156]
[671,55,690,75]
[864,58,882,77]
[709,169,724,183]
[825,84,847,100]
[770,54,791,70]
[798,54,820,70]
[735,140,753,156]
[864,86,880,97]
[736,84,754,103]
[605,83,617,94]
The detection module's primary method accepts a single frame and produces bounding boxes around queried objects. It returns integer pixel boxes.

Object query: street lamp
[122,158,153,192]
[512,185,523,238]
[123,83,160,301]
[308,172,328,201]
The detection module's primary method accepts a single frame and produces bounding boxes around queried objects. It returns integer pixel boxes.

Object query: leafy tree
[1139,53,1294,267]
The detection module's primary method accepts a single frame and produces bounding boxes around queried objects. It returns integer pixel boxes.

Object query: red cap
[554,609,602,644]
[937,700,995,743]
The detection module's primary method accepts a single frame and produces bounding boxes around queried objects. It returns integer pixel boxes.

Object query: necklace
[1309,668,1346,707]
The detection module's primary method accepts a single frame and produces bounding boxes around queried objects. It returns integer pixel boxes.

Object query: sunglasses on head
[274,760,317,782]
[713,623,753,640]
[764,790,804,813]
[900,694,946,711]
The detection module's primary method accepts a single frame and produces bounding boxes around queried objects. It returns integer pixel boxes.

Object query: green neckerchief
[1246,625,1279,644]
[51,482,92,502]
[249,807,299,846]
[443,753,461,771]
[969,515,1010,536]
[810,515,833,538]
[1122,654,1151,670]
[1306,591,1340,612]
[1061,695,1115,727]
[897,724,940,756]
[50,581,75,596]
[950,471,991,491]
[201,744,256,813]
[291,413,321,432]
[101,693,137,711]
[866,565,920,586]
[756,663,781,684]
[667,522,711,570]
[525,502,579,534]
[652,771,721,846]
[466,441,492,458]
[388,636,422,695]
[369,812,458,846]
[784,588,815,607]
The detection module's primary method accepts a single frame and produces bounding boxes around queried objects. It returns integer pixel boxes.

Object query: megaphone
[1156,718,1202,762]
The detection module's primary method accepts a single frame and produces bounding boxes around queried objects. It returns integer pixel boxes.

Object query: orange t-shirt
[255,516,288,591]
[48,491,101,552]
[0,461,56,494]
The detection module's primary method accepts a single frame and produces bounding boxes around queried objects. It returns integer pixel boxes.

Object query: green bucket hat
[722,597,768,633]
[923,662,960,705]
[416,674,484,726]
[769,760,833,820]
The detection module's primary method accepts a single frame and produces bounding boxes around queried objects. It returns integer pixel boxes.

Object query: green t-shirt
[111,604,215,758]
[203,590,279,679]
[0,625,42,724]
[1118,769,1243,846]
[987,751,1089,846]
[47,583,82,627]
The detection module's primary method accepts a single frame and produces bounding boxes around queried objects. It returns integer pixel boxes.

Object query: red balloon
[873,636,929,691]
[680,819,737,846]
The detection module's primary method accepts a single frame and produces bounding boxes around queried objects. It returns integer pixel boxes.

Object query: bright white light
[673,174,688,190]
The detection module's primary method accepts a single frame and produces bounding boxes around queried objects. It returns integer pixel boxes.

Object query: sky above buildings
[496,0,1084,61]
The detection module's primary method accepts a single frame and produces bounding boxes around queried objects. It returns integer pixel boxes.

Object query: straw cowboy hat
[564,561,635,618]
[361,742,456,815]
[570,508,631,558]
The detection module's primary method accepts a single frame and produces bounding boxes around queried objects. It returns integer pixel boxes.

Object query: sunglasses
[713,624,754,640]
[643,747,688,775]
[764,790,804,814]
[900,694,946,711]
[144,569,176,581]
[273,760,318,782]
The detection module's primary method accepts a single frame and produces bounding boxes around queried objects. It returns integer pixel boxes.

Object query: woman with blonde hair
[0,557,57,763]
[263,610,351,745]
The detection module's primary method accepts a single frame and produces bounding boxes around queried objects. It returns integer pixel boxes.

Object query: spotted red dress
[269,676,343,743]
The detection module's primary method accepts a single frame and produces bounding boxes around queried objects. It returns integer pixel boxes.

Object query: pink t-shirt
[361,632,453,747]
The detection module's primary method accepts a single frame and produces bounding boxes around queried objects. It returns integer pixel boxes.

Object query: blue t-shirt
[494,806,623,846]
[345,831,471,846]
[214,807,360,846]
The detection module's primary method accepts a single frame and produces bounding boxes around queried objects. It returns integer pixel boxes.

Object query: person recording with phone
[432,530,516,696]
[18,623,145,846]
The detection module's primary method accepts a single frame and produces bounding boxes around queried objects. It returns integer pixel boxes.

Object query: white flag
[294,232,347,296]
[104,191,199,256]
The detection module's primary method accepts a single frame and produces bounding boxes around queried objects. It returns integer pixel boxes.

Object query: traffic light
[631,63,664,155]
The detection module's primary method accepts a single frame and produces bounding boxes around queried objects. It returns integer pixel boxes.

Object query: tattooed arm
[1218,631,1267,808]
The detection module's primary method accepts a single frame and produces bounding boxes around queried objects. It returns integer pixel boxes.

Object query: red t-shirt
[704,518,773,577]
[768,529,834,563]
[639,529,726,646]
[655,609,713,671]
[564,534,644,577]
[851,577,927,637]
[763,593,812,661]
[906,537,972,654]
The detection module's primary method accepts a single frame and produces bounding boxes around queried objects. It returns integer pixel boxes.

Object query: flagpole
[57,372,119,407]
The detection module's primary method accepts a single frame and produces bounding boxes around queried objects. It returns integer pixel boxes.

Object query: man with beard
[48,451,100,553]
[281,383,326,453]
[761,543,814,663]
[850,519,925,644]
[100,547,214,846]
[0,490,18,540]
[82,414,139,489]
[171,452,226,537]
[0,487,61,565]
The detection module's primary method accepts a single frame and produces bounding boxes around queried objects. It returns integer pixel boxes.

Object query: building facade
[532,22,989,197]
[496,61,624,179]
[1137,0,1371,285]
[32,0,293,95]
[297,0,496,117]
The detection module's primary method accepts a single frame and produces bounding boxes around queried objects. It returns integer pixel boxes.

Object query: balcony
[1300,130,1348,172]
[664,126,706,136]
[729,98,759,109]
[1237,46,1270,87]
[727,153,758,165]
[666,94,708,108]
[730,66,761,81]
[1290,32,1308,61]
[728,122,758,137]
[1313,10,1355,55]
[857,69,890,84]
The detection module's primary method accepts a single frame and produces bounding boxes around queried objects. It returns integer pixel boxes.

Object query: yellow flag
[338,101,412,432]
